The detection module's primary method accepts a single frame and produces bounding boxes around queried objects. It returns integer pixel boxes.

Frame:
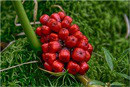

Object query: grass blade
[89,80,105,86]
[102,47,114,71]
[47,78,53,87]
[119,48,130,59]
[111,82,125,86]
[116,72,130,80]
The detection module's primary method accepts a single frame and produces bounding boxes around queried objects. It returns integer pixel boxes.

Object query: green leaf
[102,47,114,71]
[116,72,130,80]
[111,82,125,86]
[89,80,105,86]
[119,48,130,59]
[38,67,64,76]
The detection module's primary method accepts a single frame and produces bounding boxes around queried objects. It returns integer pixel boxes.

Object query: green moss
[1,38,82,86]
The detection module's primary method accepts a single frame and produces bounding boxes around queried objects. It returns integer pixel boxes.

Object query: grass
[1,1,129,86]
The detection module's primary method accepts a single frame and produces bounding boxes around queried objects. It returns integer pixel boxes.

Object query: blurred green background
[1,1,129,86]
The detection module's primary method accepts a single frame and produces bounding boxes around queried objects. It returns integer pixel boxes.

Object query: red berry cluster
[35,12,93,75]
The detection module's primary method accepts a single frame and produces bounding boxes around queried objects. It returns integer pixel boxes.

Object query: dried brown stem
[15,21,40,27]
[124,14,130,39]
[14,0,39,27]
[1,40,15,52]
[0,61,38,72]
[51,5,65,14]
[33,0,38,27]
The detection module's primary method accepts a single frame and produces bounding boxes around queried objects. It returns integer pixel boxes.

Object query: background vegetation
[1,1,129,86]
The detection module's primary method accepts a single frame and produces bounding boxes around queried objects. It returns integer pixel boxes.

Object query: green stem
[76,75,103,87]
[12,0,41,51]
[76,75,90,86]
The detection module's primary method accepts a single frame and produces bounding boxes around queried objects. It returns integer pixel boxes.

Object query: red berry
[42,53,56,65]
[40,37,45,43]
[79,62,89,75]
[72,48,86,62]
[51,21,62,33]
[58,12,66,20]
[65,36,78,48]
[41,25,51,35]
[85,51,91,62]
[77,39,88,50]
[51,13,61,22]
[45,35,50,42]
[49,41,61,53]
[52,60,64,72]
[67,61,80,75]
[44,62,52,71]
[47,18,56,27]
[42,43,49,53]
[35,27,42,36]
[59,48,70,62]
[41,35,50,43]
[49,33,58,41]
[73,31,84,40]
[69,24,80,34]
[64,16,72,24]
[40,14,49,25]
[61,20,70,28]
[53,22,62,33]
[87,43,93,54]
[59,28,69,40]
[83,35,88,41]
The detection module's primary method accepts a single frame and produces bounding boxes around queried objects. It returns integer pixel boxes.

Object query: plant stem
[0,61,38,72]
[12,0,41,51]
[76,75,103,87]
[76,75,90,86]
